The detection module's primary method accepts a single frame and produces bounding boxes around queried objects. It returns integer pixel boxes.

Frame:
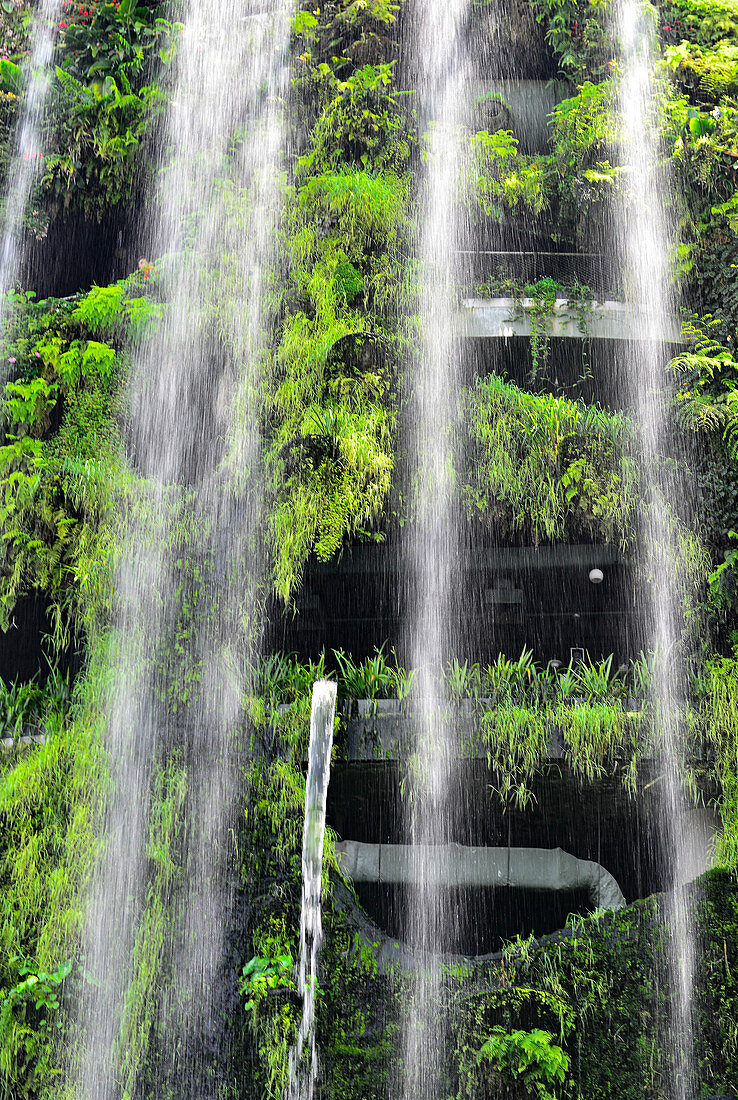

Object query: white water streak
[403,0,470,1096]
[0,0,60,315]
[287,679,338,1100]
[618,3,695,1097]
[72,1,289,1095]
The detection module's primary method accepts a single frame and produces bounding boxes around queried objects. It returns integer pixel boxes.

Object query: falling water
[617,3,696,1096]
[71,0,289,1095]
[287,679,338,1100]
[0,0,60,314]
[402,0,470,1095]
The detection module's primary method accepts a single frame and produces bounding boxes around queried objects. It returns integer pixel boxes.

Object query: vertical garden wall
[0,0,737,1097]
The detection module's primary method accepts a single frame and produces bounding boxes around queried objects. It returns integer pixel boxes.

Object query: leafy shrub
[476,1026,570,1100]
[469,129,552,219]
[299,62,412,175]
[42,68,162,215]
[239,954,294,1013]
[56,0,173,89]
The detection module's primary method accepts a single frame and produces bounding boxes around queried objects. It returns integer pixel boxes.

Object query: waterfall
[617,3,696,1096]
[402,0,470,1095]
[0,0,60,320]
[287,679,338,1100]
[70,0,289,1094]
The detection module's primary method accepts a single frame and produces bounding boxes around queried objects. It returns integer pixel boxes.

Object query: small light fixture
[548,659,562,671]
[589,567,604,584]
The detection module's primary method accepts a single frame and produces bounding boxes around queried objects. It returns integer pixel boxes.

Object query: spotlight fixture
[589,567,604,584]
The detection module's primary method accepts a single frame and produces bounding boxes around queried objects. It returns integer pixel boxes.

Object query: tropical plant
[468,129,552,220]
[333,643,411,700]
[299,62,411,175]
[444,658,482,700]
[56,0,175,89]
[477,1026,570,1100]
[42,68,163,214]
[239,954,294,1012]
[0,958,72,1098]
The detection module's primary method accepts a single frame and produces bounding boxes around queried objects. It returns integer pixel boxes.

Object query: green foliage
[462,373,636,547]
[0,652,110,1099]
[0,669,70,741]
[291,0,401,79]
[42,68,163,216]
[0,272,155,645]
[240,954,294,1012]
[694,654,738,865]
[0,58,22,95]
[266,169,407,601]
[477,1026,570,1100]
[299,62,412,175]
[57,0,176,89]
[665,38,738,99]
[670,315,738,457]
[334,643,414,700]
[469,129,552,220]
[0,958,72,1100]
[529,0,615,81]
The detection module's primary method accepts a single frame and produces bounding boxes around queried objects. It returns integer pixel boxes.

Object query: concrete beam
[311,542,625,577]
[461,298,683,343]
[335,840,626,912]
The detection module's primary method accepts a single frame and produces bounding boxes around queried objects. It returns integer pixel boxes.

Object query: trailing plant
[515,277,560,376]
[462,373,636,547]
[265,168,408,601]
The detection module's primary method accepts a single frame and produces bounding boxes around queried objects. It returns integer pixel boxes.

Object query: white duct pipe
[335,840,625,912]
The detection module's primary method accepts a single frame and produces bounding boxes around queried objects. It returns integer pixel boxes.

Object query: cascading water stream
[402,0,470,1095]
[617,3,696,1096]
[71,1,290,1095]
[287,679,338,1100]
[0,0,60,320]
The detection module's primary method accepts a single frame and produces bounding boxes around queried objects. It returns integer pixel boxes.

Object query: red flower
[58,21,68,28]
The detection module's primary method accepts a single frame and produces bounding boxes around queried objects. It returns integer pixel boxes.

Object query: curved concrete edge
[329,876,620,977]
[461,297,683,343]
[335,840,625,912]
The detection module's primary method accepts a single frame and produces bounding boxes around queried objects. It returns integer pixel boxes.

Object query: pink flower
[34,351,41,358]
[8,357,16,363]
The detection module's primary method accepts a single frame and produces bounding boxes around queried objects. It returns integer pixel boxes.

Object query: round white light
[589,568,604,584]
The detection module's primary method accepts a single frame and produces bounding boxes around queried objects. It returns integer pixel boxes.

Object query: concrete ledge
[335,840,626,911]
[461,298,683,343]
